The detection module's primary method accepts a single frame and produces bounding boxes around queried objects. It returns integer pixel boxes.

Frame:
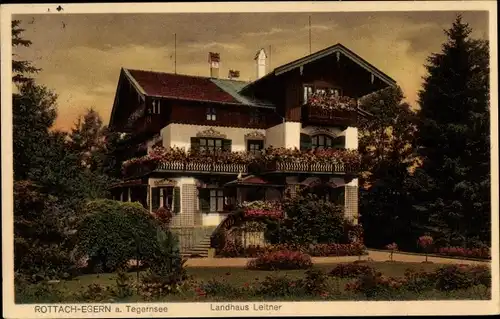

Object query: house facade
[108,43,396,253]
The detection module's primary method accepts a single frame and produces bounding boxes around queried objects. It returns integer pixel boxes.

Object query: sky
[12,11,489,131]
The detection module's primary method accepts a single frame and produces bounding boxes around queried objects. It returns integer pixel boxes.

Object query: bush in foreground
[76,200,161,272]
[246,250,313,270]
[329,263,376,279]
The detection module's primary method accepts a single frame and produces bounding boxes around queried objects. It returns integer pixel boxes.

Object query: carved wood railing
[302,105,357,126]
[265,161,351,173]
[156,161,248,174]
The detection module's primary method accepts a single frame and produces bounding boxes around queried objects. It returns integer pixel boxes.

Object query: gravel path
[184,250,489,268]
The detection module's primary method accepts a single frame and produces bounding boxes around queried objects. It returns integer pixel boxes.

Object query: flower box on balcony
[303,93,358,126]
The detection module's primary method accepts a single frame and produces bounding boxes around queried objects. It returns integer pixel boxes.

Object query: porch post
[128,187,131,202]
[120,189,124,201]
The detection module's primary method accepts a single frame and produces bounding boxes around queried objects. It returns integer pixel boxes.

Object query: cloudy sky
[12,10,488,131]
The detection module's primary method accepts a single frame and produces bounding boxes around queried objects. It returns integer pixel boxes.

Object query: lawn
[16,261,491,303]
[69,261,442,290]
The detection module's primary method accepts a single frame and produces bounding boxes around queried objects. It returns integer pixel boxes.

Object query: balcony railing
[303,106,357,126]
[264,160,353,174]
[156,161,248,174]
[302,94,358,126]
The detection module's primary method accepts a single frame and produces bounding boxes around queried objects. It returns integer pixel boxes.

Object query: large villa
[107,43,397,256]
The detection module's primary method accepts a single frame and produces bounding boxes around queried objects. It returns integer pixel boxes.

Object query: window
[312,134,333,150]
[160,187,173,209]
[247,139,264,155]
[206,107,216,121]
[152,100,161,114]
[303,85,313,104]
[303,85,342,104]
[249,110,262,125]
[199,138,223,152]
[210,189,224,212]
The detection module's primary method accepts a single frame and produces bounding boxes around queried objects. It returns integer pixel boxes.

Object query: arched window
[311,134,333,150]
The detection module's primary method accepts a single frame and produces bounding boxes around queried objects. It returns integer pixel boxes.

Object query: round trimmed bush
[76,199,161,272]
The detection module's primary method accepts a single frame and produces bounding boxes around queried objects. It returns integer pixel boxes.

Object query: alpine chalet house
[108,43,396,256]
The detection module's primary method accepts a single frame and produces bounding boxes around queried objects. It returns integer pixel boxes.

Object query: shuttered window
[300,133,312,151]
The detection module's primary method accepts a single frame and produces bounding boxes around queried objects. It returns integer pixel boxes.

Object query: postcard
[1,1,498,318]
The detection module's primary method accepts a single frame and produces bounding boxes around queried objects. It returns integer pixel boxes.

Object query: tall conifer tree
[415,15,490,247]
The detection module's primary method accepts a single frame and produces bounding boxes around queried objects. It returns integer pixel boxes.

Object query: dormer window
[206,107,216,121]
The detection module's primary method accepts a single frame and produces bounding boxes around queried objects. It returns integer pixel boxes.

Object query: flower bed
[246,250,313,270]
[218,243,366,258]
[241,200,283,220]
[435,247,491,260]
[344,263,491,297]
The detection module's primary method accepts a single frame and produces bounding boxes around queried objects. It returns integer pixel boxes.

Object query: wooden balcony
[156,161,248,175]
[302,105,357,127]
[263,160,356,175]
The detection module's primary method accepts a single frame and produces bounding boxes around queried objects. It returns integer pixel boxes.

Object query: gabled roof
[122,68,275,109]
[244,43,397,90]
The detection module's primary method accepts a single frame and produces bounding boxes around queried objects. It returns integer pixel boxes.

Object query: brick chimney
[208,52,220,78]
[228,70,240,80]
[254,48,267,79]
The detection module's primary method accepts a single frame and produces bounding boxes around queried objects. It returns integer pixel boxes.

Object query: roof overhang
[243,43,397,92]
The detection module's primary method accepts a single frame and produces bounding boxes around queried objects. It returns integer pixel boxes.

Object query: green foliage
[77,200,161,272]
[12,20,40,84]
[358,86,421,250]
[14,181,79,282]
[300,269,329,295]
[415,15,490,248]
[246,250,313,270]
[329,263,376,279]
[254,275,304,297]
[198,279,243,298]
[267,194,348,245]
[113,268,135,299]
[75,284,116,302]
[139,230,187,300]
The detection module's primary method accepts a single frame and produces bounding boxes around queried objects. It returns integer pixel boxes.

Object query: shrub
[15,277,68,303]
[199,279,242,298]
[468,265,491,287]
[139,230,188,300]
[112,268,135,299]
[345,272,405,298]
[76,283,115,302]
[300,269,329,295]
[436,247,491,259]
[218,240,244,257]
[402,268,436,293]
[246,250,312,270]
[433,264,489,291]
[77,199,161,272]
[329,263,376,278]
[267,194,349,245]
[255,275,303,297]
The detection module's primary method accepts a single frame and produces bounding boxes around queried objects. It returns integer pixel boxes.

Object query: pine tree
[415,15,490,248]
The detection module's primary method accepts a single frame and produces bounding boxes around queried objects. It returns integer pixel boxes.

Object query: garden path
[184,250,490,268]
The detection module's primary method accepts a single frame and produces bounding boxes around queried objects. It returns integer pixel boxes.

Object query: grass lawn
[17,261,491,302]
[65,261,443,290]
